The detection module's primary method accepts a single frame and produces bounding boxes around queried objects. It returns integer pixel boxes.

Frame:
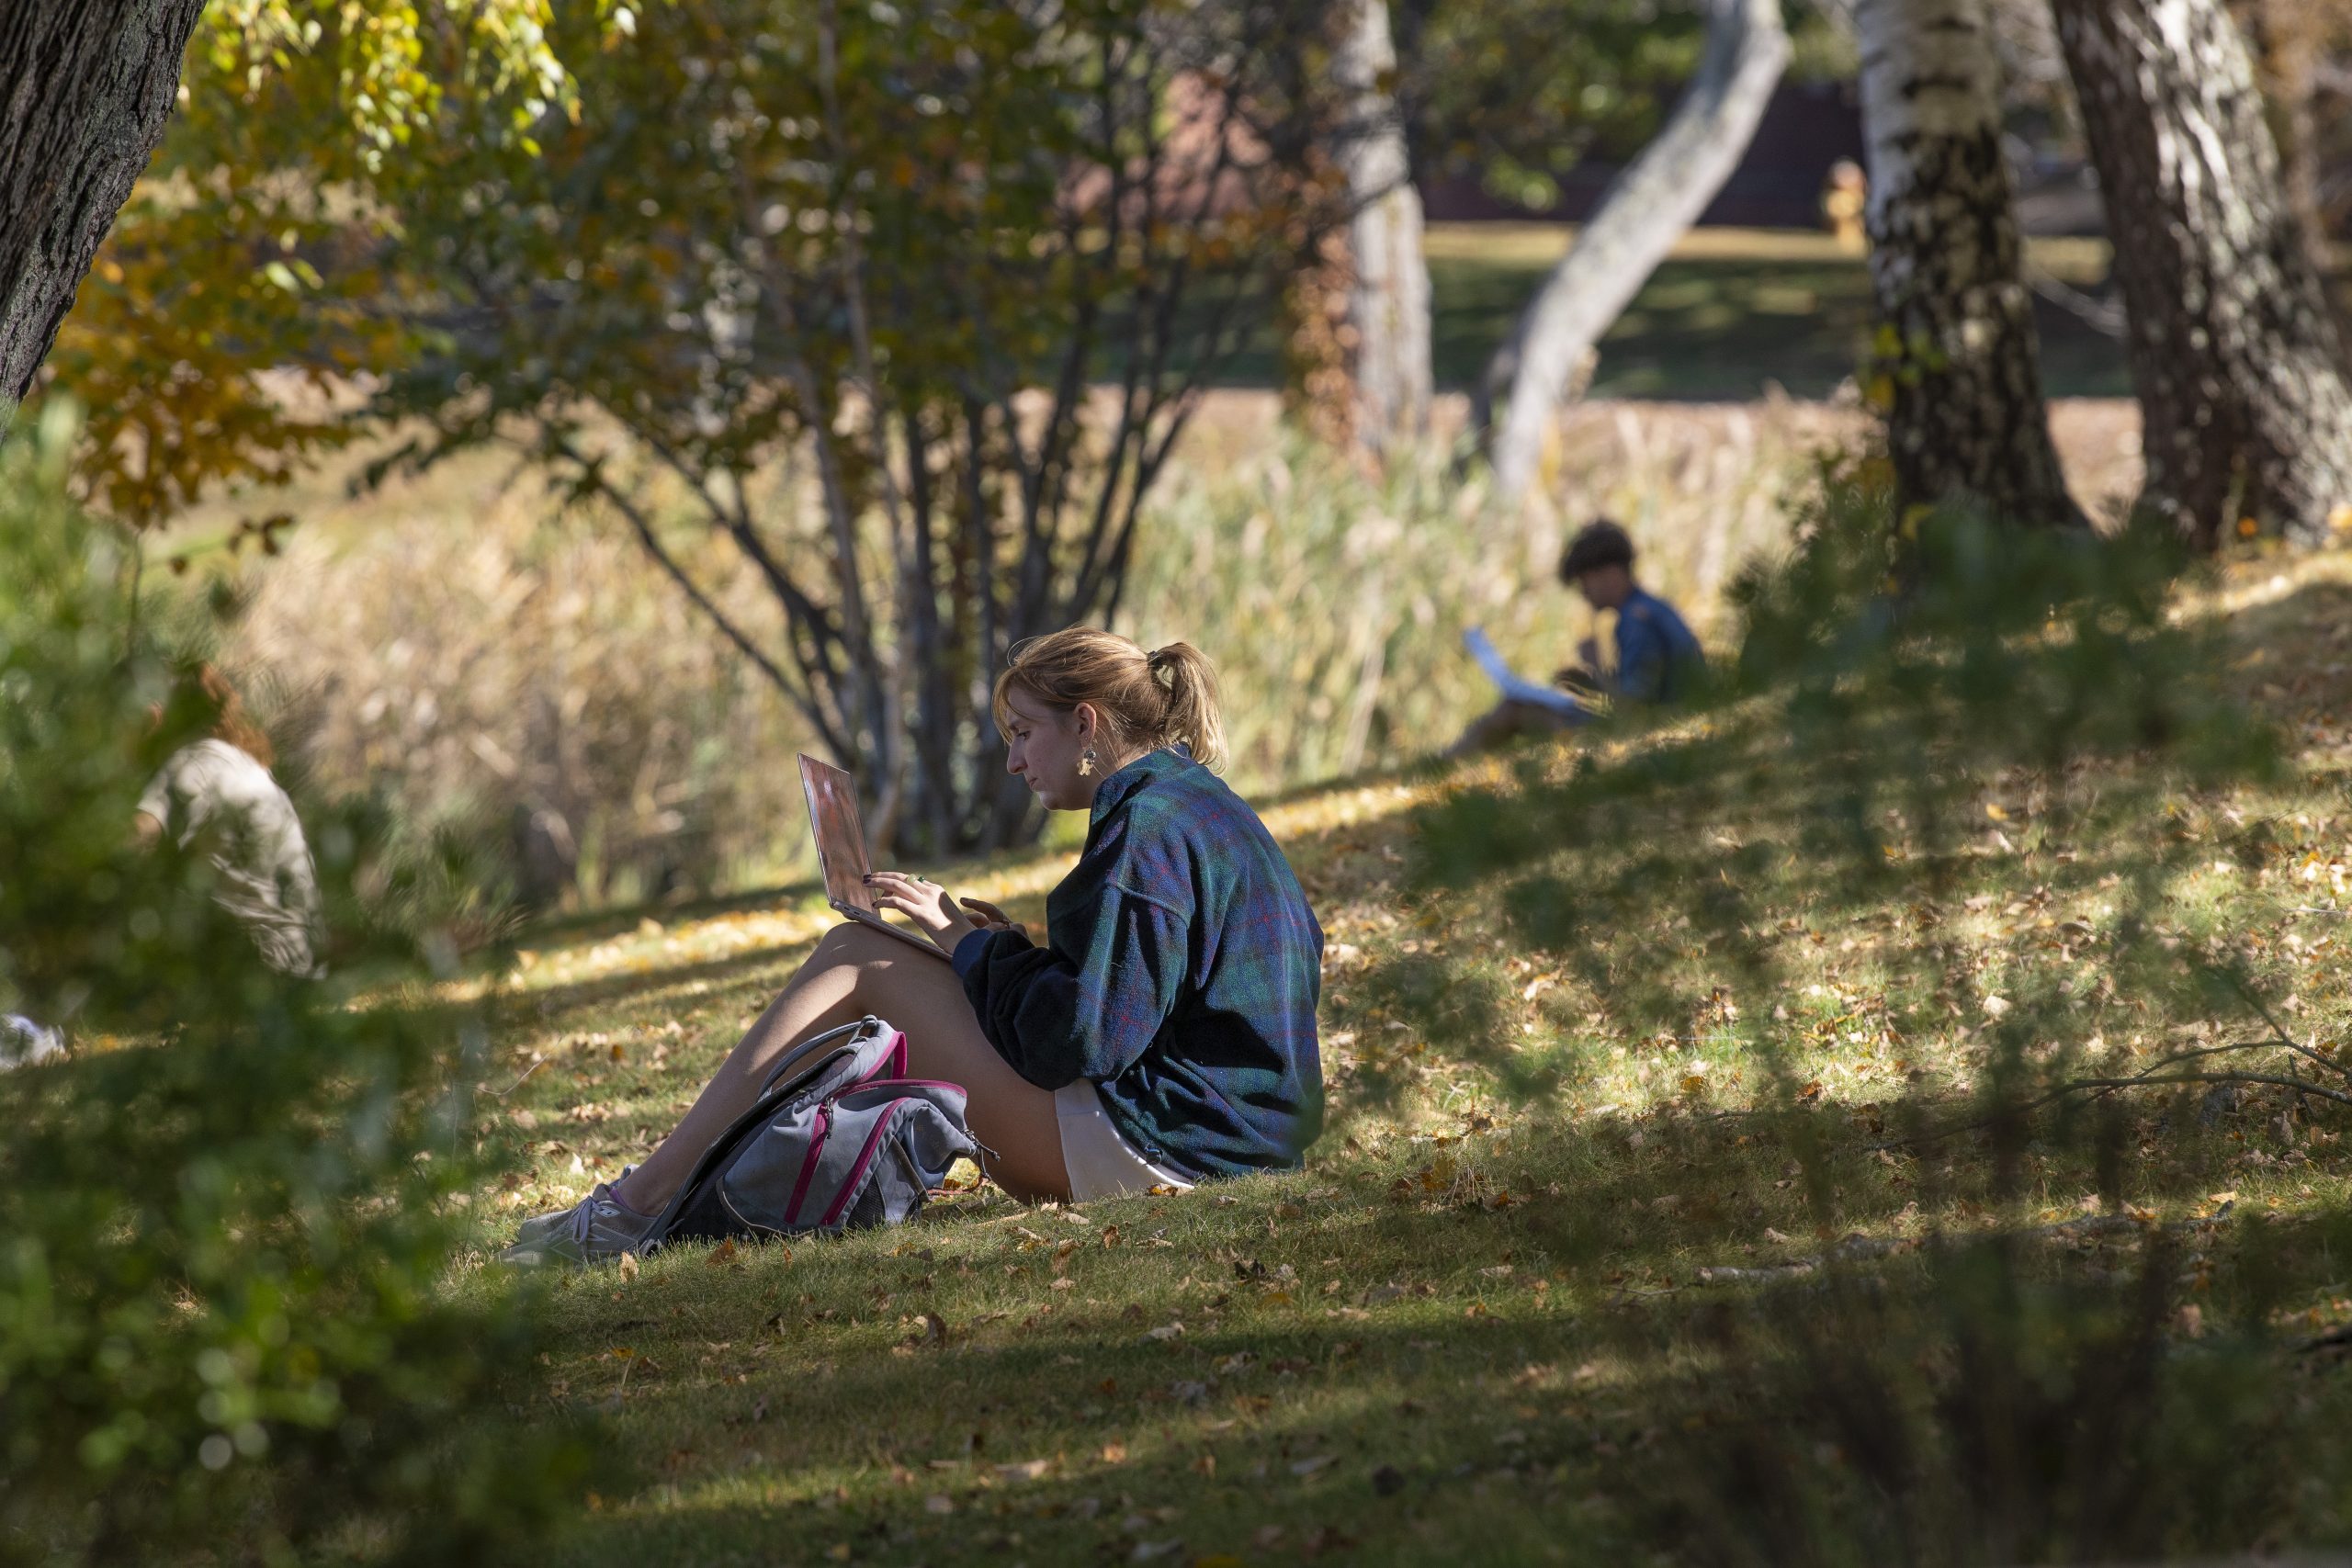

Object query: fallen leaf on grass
[923,1494,954,1515]
[1101,1441,1128,1465]
[995,1459,1051,1483]
[706,1239,739,1267]
[1291,1453,1336,1477]
[1302,1525,1357,1556]
[1144,1321,1185,1342]
[617,1251,639,1282]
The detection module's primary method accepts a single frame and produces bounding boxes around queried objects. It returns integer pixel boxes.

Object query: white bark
[1852,0,2077,524]
[1332,0,1432,457]
[1478,0,1788,509]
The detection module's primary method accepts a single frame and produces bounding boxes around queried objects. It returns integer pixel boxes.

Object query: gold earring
[1078,748,1099,778]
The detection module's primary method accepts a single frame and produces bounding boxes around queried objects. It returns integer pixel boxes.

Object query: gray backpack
[642,1015,978,1248]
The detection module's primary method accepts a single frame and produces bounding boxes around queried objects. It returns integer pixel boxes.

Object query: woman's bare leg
[612,922,1069,1209]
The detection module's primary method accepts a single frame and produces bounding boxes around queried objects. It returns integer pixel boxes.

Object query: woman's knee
[807,921,956,998]
[808,920,899,973]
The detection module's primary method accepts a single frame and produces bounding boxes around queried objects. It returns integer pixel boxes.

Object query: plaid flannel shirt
[954,748,1324,1179]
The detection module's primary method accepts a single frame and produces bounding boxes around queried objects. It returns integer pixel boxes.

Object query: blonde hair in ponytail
[993,627,1229,773]
[1143,640,1226,773]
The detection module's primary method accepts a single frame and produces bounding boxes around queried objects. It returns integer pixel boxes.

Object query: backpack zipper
[782,1103,831,1224]
[819,1097,915,1229]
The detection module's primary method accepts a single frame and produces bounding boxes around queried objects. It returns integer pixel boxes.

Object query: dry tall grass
[1125,394,1860,786]
[219,395,2145,901]
[231,470,802,903]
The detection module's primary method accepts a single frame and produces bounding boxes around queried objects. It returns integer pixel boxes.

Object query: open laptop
[797,755,952,960]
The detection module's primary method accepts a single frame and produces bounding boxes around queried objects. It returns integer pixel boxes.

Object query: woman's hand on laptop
[956,897,1028,942]
[865,872,979,955]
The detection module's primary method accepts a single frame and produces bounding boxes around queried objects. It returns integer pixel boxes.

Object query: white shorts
[1054,1080,1194,1201]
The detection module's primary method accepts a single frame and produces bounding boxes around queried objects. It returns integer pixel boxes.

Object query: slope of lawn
[447,548,2352,1566]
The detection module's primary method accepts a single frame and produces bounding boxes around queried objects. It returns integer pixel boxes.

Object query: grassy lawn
[444,546,2352,1564]
[1196,223,2137,400]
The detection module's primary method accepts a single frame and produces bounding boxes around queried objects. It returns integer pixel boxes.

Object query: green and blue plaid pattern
[956,748,1324,1179]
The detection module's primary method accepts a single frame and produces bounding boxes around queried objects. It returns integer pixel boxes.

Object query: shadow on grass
[517,1086,2346,1567]
[478,557,2352,1563]
[489,943,826,1037]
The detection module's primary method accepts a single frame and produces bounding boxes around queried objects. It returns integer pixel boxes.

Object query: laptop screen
[797,756,877,916]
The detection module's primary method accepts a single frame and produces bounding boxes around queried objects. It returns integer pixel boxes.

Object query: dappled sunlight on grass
[447,546,2352,1562]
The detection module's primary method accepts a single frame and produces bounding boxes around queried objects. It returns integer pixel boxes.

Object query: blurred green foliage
[0,412,588,1564]
[1396,0,1855,214]
[1398,0,1710,212]
[38,1,620,532]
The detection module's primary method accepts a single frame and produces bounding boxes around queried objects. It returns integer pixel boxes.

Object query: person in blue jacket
[1447,517,1704,756]
[504,629,1324,1266]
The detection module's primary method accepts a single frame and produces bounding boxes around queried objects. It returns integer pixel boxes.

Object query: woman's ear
[1071,702,1097,745]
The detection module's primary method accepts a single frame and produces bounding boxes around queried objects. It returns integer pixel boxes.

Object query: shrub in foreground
[0,413,588,1564]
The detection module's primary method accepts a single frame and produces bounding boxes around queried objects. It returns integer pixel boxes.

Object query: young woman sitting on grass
[504,628,1326,1266]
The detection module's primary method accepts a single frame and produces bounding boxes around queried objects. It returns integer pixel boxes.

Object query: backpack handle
[756,1015,882,1095]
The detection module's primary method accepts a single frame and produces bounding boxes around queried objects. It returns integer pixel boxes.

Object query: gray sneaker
[506,1166,636,1251]
[499,1179,658,1268]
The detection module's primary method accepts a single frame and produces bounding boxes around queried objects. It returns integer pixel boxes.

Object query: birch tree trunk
[1476,0,1788,509]
[2052,0,2352,548]
[0,0,205,410]
[1331,0,1433,458]
[1854,0,2079,526]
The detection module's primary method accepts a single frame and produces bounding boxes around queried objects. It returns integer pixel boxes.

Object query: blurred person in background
[135,665,325,979]
[1447,518,1705,756]
[1823,158,1869,254]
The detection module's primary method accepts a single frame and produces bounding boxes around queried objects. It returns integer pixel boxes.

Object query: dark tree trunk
[0,0,204,412]
[1855,0,2080,527]
[2053,0,2352,548]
